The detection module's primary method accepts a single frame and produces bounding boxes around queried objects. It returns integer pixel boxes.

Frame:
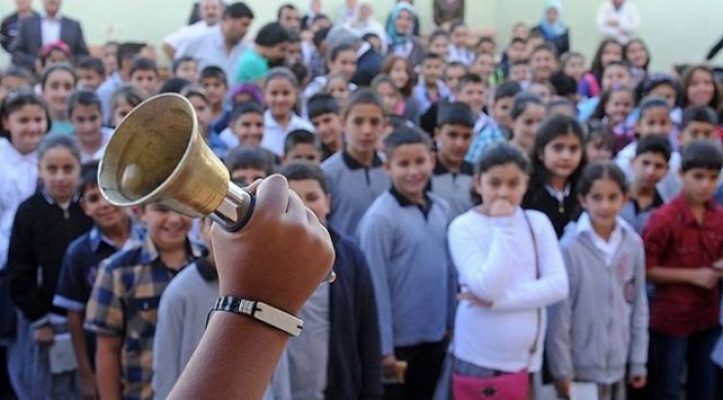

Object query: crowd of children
[3,0,723,399]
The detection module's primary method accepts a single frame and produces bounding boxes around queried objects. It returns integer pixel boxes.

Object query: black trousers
[384,340,446,400]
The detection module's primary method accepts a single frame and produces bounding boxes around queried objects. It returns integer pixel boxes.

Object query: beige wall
[1,0,721,72]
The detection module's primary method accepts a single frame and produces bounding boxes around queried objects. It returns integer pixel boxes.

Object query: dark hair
[77,56,105,77]
[510,92,544,120]
[623,38,650,72]
[445,61,466,73]
[110,85,145,114]
[129,57,158,77]
[344,88,385,118]
[681,140,723,172]
[381,55,415,97]
[67,90,102,117]
[549,71,578,98]
[577,161,628,197]
[362,32,380,43]
[510,37,527,47]
[280,160,328,194]
[229,101,263,123]
[530,114,587,188]
[116,42,145,70]
[41,63,77,90]
[635,134,672,162]
[78,160,100,195]
[475,142,530,175]
[284,129,320,154]
[428,29,449,46]
[639,97,671,120]
[548,98,578,117]
[328,43,356,64]
[0,90,51,137]
[458,72,485,92]
[307,93,340,119]
[681,65,722,109]
[1,65,35,87]
[450,19,467,34]
[591,86,635,120]
[586,119,615,150]
[287,31,301,44]
[224,147,273,175]
[383,126,432,160]
[530,43,557,59]
[590,39,624,82]
[438,102,475,128]
[287,61,308,89]
[37,133,81,162]
[494,80,522,102]
[423,52,443,63]
[635,73,681,105]
[200,65,228,85]
[181,85,209,103]
[256,22,291,47]
[277,3,297,19]
[159,77,192,94]
[224,2,254,19]
[476,36,495,48]
[265,67,299,88]
[682,105,719,129]
[372,74,400,96]
[172,56,197,74]
[313,27,331,48]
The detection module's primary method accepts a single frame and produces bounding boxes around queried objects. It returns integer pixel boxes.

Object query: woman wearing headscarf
[535,0,570,55]
[386,2,425,67]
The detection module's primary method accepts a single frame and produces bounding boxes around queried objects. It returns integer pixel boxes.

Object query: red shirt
[643,194,723,337]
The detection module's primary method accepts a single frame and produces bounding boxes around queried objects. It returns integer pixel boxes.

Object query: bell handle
[210,183,256,232]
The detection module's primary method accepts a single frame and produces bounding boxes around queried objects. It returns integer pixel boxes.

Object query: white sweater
[448,208,569,373]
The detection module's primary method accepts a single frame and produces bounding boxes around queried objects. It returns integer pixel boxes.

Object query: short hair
[129,57,158,77]
[77,56,105,77]
[635,135,672,162]
[510,92,544,120]
[438,102,475,128]
[280,160,328,194]
[639,97,671,119]
[547,98,577,116]
[277,3,297,19]
[200,66,228,85]
[383,126,432,160]
[586,120,615,150]
[343,88,384,118]
[530,43,557,59]
[159,77,192,94]
[67,90,102,117]
[510,37,527,46]
[224,2,254,19]
[284,129,320,154]
[549,71,577,98]
[116,42,145,68]
[229,102,263,123]
[423,52,443,63]
[313,27,331,48]
[256,22,291,47]
[494,80,522,101]
[1,65,35,86]
[224,147,273,175]
[682,106,719,129]
[172,56,197,74]
[307,93,340,119]
[329,43,356,64]
[445,61,466,72]
[681,140,723,172]
[458,72,485,91]
[79,160,100,195]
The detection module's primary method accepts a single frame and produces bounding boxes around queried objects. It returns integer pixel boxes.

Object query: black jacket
[352,47,383,87]
[11,13,89,70]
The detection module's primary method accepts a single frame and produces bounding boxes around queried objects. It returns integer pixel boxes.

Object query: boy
[308,94,344,161]
[152,218,291,400]
[53,164,141,400]
[283,129,322,165]
[500,37,528,78]
[620,135,671,235]
[172,56,199,83]
[508,60,532,87]
[281,161,383,400]
[529,43,559,83]
[357,128,454,400]
[200,66,230,133]
[84,204,201,400]
[413,53,451,115]
[129,57,160,97]
[181,86,228,158]
[644,140,723,400]
[97,42,145,120]
[466,80,522,162]
[76,56,106,91]
[224,147,275,186]
[442,61,467,98]
[679,106,720,146]
[432,102,476,218]
[221,102,265,149]
[456,73,490,131]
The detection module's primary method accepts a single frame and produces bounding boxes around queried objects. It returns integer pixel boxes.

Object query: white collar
[576,212,624,240]
[545,183,571,201]
[41,10,62,21]
[0,138,37,164]
[356,42,371,58]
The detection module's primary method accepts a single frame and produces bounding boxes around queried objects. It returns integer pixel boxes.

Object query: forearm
[167,312,288,400]
[646,266,696,285]
[96,341,122,400]
[68,311,93,374]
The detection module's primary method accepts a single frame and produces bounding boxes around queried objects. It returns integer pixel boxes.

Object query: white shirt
[448,45,474,66]
[448,208,569,372]
[576,212,624,266]
[175,26,249,86]
[0,139,39,270]
[261,110,314,157]
[79,127,114,163]
[164,20,215,51]
[614,141,682,202]
[596,1,641,44]
[40,11,62,46]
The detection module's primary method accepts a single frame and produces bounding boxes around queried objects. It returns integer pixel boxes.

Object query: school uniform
[357,188,455,400]
[261,110,315,157]
[619,191,665,235]
[430,159,474,218]
[465,120,507,164]
[615,141,683,202]
[447,45,474,66]
[412,80,452,116]
[322,151,390,237]
[522,183,580,239]
[547,214,648,399]
[97,72,127,124]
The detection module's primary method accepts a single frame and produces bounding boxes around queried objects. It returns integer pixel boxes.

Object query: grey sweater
[546,217,649,384]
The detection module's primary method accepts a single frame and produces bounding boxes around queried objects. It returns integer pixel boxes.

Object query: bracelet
[206,296,304,337]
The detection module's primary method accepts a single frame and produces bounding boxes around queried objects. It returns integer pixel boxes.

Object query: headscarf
[386,2,417,49]
[539,0,566,39]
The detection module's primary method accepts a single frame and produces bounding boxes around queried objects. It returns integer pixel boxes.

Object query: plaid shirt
[84,236,202,400]
[465,116,504,164]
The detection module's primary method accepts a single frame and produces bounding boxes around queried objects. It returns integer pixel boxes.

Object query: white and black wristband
[206,296,304,337]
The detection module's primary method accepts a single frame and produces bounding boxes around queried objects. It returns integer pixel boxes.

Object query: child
[283,129,322,165]
[308,93,344,160]
[624,38,650,86]
[372,74,418,125]
[466,80,522,162]
[447,20,474,66]
[0,66,35,96]
[681,65,721,111]
[428,30,450,61]
[222,102,265,150]
[200,66,230,133]
[679,106,720,146]
[548,98,578,118]
[529,43,559,83]
[636,74,682,148]
[381,56,416,105]
[53,163,141,400]
[224,146,275,186]
[7,135,93,399]
[448,142,568,399]
[172,56,199,83]
[643,141,723,400]
[500,37,528,77]
[509,60,532,86]
[182,85,228,158]
[281,161,383,400]
[579,61,635,123]
[469,52,498,85]
[591,86,636,153]
[475,36,497,57]
[456,73,490,134]
[76,56,106,91]
[522,114,587,238]
[578,39,624,99]
[41,63,77,136]
[413,53,452,115]
[620,135,671,235]
[443,61,467,97]
[528,80,555,104]
[68,90,114,162]
[432,102,476,217]
[508,92,546,155]
[303,43,358,101]
[561,52,586,84]
[550,72,581,104]
[102,41,120,77]
[324,72,351,111]
[109,85,145,129]
[322,89,391,236]
[129,57,160,97]
[262,68,314,156]
[357,128,454,400]
[547,162,648,400]
[585,120,616,163]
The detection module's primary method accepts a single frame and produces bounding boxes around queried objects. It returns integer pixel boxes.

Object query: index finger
[254,174,291,218]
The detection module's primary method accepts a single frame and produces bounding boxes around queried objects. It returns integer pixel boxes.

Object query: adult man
[278,4,301,33]
[10,0,88,70]
[596,0,641,44]
[175,2,253,86]
[162,0,224,59]
[0,0,36,53]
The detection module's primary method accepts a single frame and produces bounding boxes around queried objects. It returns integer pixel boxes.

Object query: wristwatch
[207,296,304,337]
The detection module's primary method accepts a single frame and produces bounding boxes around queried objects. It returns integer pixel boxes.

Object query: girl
[382,55,415,103]
[182,86,228,158]
[561,52,586,84]
[371,74,417,124]
[324,72,352,111]
[262,67,313,157]
[591,86,637,153]
[7,135,93,400]
[522,114,587,238]
[585,120,615,163]
[448,142,568,400]
[385,3,425,67]
[535,0,570,55]
[109,85,145,129]
[624,38,650,86]
[41,63,77,136]
[509,93,546,155]
[469,52,498,85]
[578,39,624,99]
[447,20,474,66]
[428,30,450,61]
[636,73,683,149]
[302,43,358,102]
[547,162,648,400]
[68,90,113,162]
[681,64,721,110]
